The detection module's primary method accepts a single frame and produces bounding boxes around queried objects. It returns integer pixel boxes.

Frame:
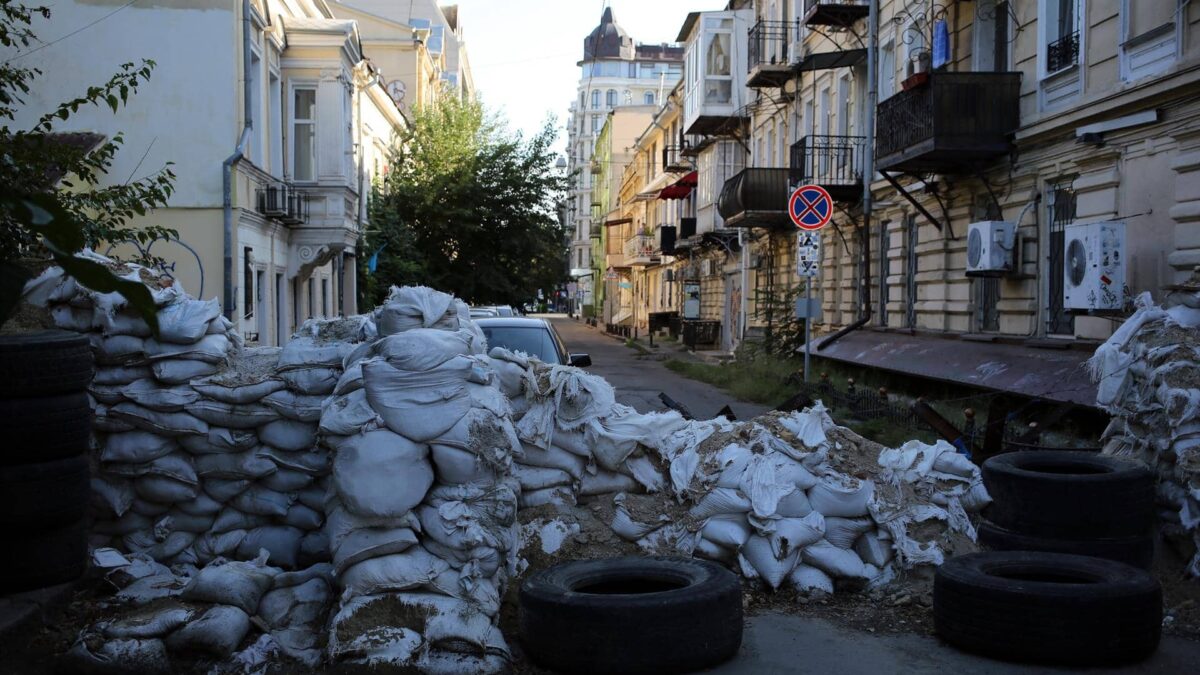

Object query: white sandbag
[279,337,353,370]
[156,297,221,344]
[788,563,834,594]
[191,378,285,405]
[332,527,420,575]
[824,516,874,549]
[261,390,326,422]
[579,468,641,496]
[512,464,572,492]
[701,514,752,548]
[162,510,215,534]
[178,427,258,454]
[102,602,193,639]
[688,487,753,519]
[416,504,501,553]
[175,493,223,516]
[775,488,814,518]
[319,389,380,437]
[109,402,208,437]
[333,429,433,518]
[339,547,450,598]
[373,329,470,372]
[144,333,230,363]
[152,358,220,385]
[165,605,250,657]
[550,428,590,457]
[363,357,472,442]
[517,486,575,509]
[102,431,176,464]
[193,530,248,565]
[182,552,280,614]
[610,496,669,542]
[431,444,501,485]
[695,537,733,562]
[65,636,170,674]
[763,512,826,558]
[129,498,170,516]
[802,539,868,579]
[101,310,154,338]
[92,476,135,519]
[855,531,895,568]
[516,443,586,480]
[93,513,155,537]
[375,286,457,335]
[237,526,305,569]
[89,383,127,405]
[739,534,800,590]
[625,454,665,492]
[204,478,252,502]
[51,305,94,332]
[324,502,420,553]
[232,485,296,518]
[808,479,874,518]
[260,447,331,477]
[279,367,340,395]
[212,508,268,534]
[259,578,331,659]
[487,356,526,399]
[94,365,154,386]
[195,449,278,480]
[135,474,200,504]
[94,404,136,432]
[333,362,363,396]
[95,334,146,365]
[189,399,280,429]
[259,419,318,452]
[261,467,314,493]
[284,502,323,531]
[120,379,199,412]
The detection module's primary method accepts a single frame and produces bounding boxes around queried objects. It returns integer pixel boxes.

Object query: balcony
[803,0,868,27]
[875,72,1022,174]
[717,168,792,228]
[789,135,865,203]
[256,182,308,225]
[747,20,795,88]
[624,233,661,267]
[1047,30,1080,73]
[681,9,752,136]
[662,145,693,173]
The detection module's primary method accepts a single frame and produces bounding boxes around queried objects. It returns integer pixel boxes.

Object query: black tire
[519,556,742,674]
[982,451,1153,539]
[978,520,1155,570]
[0,519,87,594]
[0,456,90,532]
[0,331,93,398]
[934,551,1161,666]
[0,391,92,466]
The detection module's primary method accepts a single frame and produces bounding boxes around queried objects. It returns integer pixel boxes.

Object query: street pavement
[545,315,769,421]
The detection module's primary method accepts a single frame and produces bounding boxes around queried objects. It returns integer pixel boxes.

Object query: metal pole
[804,275,811,383]
[863,0,878,316]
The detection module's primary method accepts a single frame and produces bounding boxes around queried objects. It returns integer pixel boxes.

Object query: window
[974,2,1011,72]
[322,278,329,317]
[1120,0,1180,81]
[703,25,733,104]
[248,47,263,165]
[292,87,316,181]
[880,41,896,99]
[905,214,918,329]
[591,90,600,109]
[1045,0,1081,73]
[256,269,267,342]
[307,278,314,318]
[644,91,655,105]
[592,116,601,133]
[1046,183,1077,335]
[268,70,283,176]
[275,273,285,346]
[242,247,254,321]
[606,89,617,107]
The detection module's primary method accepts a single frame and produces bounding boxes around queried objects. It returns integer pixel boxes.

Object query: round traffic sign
[789,184,834,231]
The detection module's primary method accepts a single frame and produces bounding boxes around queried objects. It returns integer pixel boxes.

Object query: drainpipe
[818,0,877,351]
[223,0,254,320]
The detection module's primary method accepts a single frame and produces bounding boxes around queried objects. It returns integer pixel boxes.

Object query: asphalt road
[546,315,769,422]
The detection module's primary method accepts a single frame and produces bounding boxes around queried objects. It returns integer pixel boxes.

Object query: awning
[659,171,698,200]
[805,330,1099,407]
[635,172,673,201]
[604,218,632,227]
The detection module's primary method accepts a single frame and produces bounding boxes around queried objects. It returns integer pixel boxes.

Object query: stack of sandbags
[323,287,513,673]
[1090,286,1200,576]
[67,548,334,670]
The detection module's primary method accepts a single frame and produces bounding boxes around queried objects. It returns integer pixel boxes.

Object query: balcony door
[974,1,1012,72]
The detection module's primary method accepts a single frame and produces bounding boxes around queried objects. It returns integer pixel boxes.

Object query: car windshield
[481,326,560,364]
[494,306,514,317]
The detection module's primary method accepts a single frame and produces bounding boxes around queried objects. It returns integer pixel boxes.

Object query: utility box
[966,220,1016,276]
[1063,220,1127,311]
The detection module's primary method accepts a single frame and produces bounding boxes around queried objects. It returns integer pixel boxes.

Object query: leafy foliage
[0,1,176,328]
[361,97,569,307]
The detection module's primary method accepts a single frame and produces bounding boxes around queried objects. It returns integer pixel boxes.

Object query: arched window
[606,89,617,107]
[591,90,599,109]
[644,91,655,105]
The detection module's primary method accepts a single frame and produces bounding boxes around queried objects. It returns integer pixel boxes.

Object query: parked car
[474,317,590,367]
[469,307,499,319]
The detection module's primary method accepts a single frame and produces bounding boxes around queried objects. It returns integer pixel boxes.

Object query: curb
[0,581,79,642]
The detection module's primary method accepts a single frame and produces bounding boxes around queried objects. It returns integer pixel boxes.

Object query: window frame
[289,83,318,182]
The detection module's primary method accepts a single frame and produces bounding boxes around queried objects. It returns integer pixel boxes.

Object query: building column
[1168,130,1200,283]
[342,252,358,317]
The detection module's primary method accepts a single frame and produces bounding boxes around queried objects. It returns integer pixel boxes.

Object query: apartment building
[566,8,684,316]
[11,0,424,346]
[609,0,1200,405]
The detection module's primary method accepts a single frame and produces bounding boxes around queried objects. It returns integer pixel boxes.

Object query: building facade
[565,8,684,317]
[9,0,442,346]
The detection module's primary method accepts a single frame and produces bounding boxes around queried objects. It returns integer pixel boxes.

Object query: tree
[0,1,176,329]
[362,97,569,307]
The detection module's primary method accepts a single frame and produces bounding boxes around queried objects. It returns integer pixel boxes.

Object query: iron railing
[875,72,1021,172]
[1047,30,1080,73]
[803,0,869,26]
[748,20,794,71]
[717,168,791,225]
[623,233,659,264]
[662,145,692,173]
[789,135,865,191]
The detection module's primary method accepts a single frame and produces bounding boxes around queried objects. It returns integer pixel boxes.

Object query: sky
[450,0,723,158]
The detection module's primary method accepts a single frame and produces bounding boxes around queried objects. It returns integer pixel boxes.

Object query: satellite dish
[1066,238,1087,286]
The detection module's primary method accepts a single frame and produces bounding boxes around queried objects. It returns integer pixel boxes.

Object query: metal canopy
[796,48,866,72]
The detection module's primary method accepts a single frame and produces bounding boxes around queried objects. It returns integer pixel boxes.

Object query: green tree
[362,97,569,307]
[0,1,176,329]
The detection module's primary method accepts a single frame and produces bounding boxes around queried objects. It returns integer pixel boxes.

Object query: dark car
[474,317,591,367]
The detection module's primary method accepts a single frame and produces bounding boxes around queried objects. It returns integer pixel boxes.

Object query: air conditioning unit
[966,220,1016,276]
[787,42,804,66]
[1063,220,1127,311]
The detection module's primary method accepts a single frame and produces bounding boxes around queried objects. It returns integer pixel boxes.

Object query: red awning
[658,171,698,200]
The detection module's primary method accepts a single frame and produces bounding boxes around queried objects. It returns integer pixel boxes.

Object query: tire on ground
[977,520,1155,570]
[0,331,93,398]
[0,391,92,466]
[982,451,1153,539]
[519,556,743,674]
[0,456,90,531]
[934,551,1161,666]
[0,520,87,594]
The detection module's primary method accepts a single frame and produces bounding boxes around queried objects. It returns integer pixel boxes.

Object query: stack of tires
[0,331,94,593]
[978,450,1156,569]
[934,451,1163,666]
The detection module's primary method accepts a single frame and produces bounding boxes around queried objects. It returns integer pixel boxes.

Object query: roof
[473,317,552,329]
[584,7,633,61]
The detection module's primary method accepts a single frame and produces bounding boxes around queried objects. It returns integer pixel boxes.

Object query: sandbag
[178,427,258,454]
[761,512,826,559]
[579,469,641,496]
[94,365,155,386]
[855,531,895,568]
[109,402,208,437]
[372,329,470,372]
[121,379,200,412]
[333,430,432,518]
[151,359,220,385]
[102,431,177,464]
[319,389,380,437]
[516,443,586,480]
[191,378,285,405]
[279,367,340,395]
[701,514,751,549]
[144,333,230,363]
[284,502,324,531]
[808,479,874,518]
[65,636,169,674]
[363,357,472,442]
[258,577,331,659]
[260,447,331,477]
[375,286,457,335]
[332,527,420,575]
[195,449,278,480]
[261,467,315,493]
[802,539,868,579]
[512,464,572,492]
[431,443,501,485]
[182,552,279,614]
[688,487,752,519]
[279,337,353,370]
[175,493,223,516]
[237,526,305,570]
[193,530,248,565]
[189,399,280,429]
[156,298,221,344]
[204,479,252,502]
[258,419,318,452]
[788,563,835,594]
[164,605,250,658]
[339,547,450,598]
[232,485,296,518]
[739,534,800,590]
[95,335,147,365]
[101,602,193,639]
[824,516,874,549]
[262,390,326,422]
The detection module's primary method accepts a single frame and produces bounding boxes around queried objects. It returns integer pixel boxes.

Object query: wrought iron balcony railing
[747,20,796,87]
[803,0,868,27]
[717,168,792,228]
[1047,30,1080,73]
[789,135,865,202]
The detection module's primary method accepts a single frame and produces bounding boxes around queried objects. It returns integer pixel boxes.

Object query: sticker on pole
[796,231,821,278]
[789,184,834,231]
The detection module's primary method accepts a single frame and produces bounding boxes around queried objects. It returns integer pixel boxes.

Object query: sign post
[789,184,833,383]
